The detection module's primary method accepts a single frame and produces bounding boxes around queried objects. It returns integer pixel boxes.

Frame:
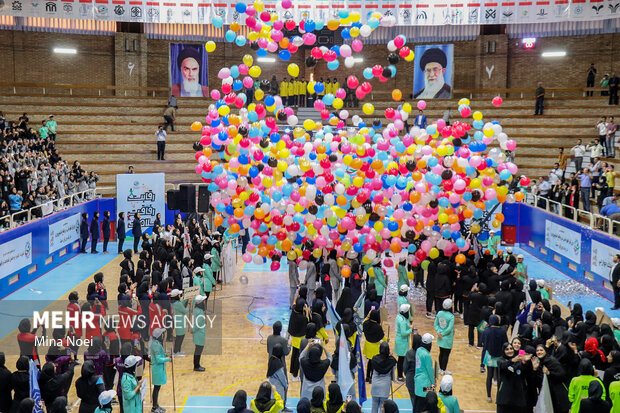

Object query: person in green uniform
[397,257,409,290]
[39,120,49,140]
[150,328,170,413]
[434,299,455,375]
[121,355,143,413]
[47,114,57,140]
[193,267,205,296]
[203,253,217,302]
[569,358,606,413]
[537,279,550,301]
[192,295,207,372]
[609,379,620,413]
[514,254,528,283]
[94,390,116,413]
[438,375,460,413]
[612,318,620,343]
[373,260,387,304]
[171,289,189,356]
[487,230,501,255]
[211,241,222,283]
[397,285,411,316]
[395,303,413,382]
[414,333,435,412]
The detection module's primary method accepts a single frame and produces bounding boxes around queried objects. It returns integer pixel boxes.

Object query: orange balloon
[234,208,244,218]
[515,192,524,202]
[414,221,425,232]
[202,147,213,158]
[341,266,351,278]
[190,121,202,131]
[258,246,268,257]
[411,171,422,182]
[230,21,241,32]
[410,192,421,203]
[279,38,290,49]
[496,194,506,203]
[281,239,292,251]
[495,213,505,223]
[462,208,473,219]
[416,159,427,169]
[229,223,240,233]
[390,241,402,253]
[254,208,265,219]
[391,89,402,101]
[455,253,466,264]
[214,215,223,227]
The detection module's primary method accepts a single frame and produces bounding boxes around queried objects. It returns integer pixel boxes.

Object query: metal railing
[524,193,620,236]
[0,189,99,231]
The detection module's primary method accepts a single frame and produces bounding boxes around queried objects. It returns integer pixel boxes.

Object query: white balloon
[344,56,355,68]
[339,110,349,119]
[340,44,352,57]
[360,25,372,37]
[387,40,397,52]
[287,115,298,126]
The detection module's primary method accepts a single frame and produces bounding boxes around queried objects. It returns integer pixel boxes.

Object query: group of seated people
[0,111,98,223]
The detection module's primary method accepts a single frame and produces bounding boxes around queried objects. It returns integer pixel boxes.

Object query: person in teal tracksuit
[203,253,216,302]
[395,303,413,382]
[438,375,460,413]
[121,355,143,413]
[434,298,455,375]
[373,261,387,303]
[94,390,116,413]
[193,268,206,296]
[414,333,435,411]
[171,289,189,356]
[211,242,222,282]
[397,257,409,290]
[192,295,207,372]
[150,328,170,413]
[398,285,411,319]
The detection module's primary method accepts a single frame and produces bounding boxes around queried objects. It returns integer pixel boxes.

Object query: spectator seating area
[0,108,98,226]
[0,92,617,199]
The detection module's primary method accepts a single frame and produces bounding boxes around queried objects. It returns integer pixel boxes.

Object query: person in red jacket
[17,318,40,361]
[149,293,167,337]
[81,302,102,341]
[103,324,119,390]
[118,292,142,348]
[67,291,82,357]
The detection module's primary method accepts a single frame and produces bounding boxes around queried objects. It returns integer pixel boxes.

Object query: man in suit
[612,254,620,310]
[413,110,427,129]
[90,211,100,253]
[132,212,142,253]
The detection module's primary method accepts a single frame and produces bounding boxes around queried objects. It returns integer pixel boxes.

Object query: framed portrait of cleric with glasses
[169,43,210,98]
[413,44,454,100]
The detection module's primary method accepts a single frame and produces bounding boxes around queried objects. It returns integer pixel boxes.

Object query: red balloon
[285,20,296,30]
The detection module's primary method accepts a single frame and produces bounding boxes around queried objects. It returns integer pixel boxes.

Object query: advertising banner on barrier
[544,220,581,264]
[591,239,620,280]
[0,0,617,26]
[48,213,81,254]
[0,233,32,279]
[116,173,165,234]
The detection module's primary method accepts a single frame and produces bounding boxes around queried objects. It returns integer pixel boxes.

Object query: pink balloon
[352,39,363,52]
[210,89,221,100]
[417,100,426,110]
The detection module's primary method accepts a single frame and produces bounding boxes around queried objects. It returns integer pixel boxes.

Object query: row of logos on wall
[1,0,619,25]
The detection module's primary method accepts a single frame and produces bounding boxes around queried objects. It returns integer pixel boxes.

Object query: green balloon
[421,259,430,270]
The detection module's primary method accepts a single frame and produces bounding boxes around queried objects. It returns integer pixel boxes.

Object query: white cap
[422,333,434,344]
[170,289,182,297]
[537,279,545,288]
[443,298,453,310]
[152,328,166,339]
[490,230,496,234]
[195,295,206,304]
[98,390,116,406]
[507,247,513,254]
[399,303,411,313]
[204,253,213,260]
[213,231,221,236]
[124,355,141,368]
[399,284,409,293]
[517,254,524,260]
[194,267,205,274]
[612,318,620,328]
[440,375,454,393]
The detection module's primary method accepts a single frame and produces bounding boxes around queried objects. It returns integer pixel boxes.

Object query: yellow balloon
[349,26,360,37]
[307,81,316,94]
[362,103,374,115]
[205,41,216,53]
[218,105,230,116]
[287,63,299,78]
[254,89,264,101]
[242,54,254,66]
[253,0,264,11]
[333,98,343,109]
[472,111,483,121]
[249,65,262,78]
[404,52,415,62]
[402,102,412,113]
[190,121,202,131]
[303,119,316,130]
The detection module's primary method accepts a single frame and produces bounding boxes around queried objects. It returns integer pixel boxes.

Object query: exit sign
[522,37,536,49]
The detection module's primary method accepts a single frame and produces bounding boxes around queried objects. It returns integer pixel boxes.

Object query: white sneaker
[459,314,464,319]
[438,369,445,375]
[174,352,186,357]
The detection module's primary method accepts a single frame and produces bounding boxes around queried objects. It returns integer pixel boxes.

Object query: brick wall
[0,29,618,94]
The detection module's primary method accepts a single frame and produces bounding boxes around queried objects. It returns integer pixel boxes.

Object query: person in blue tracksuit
[132,213,142,253]
[90,211,100,253]
[117,212,126,254]
[80,212,90,253]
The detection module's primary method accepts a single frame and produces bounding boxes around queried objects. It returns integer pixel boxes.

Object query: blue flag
[355,335,367,406]
[29,359,43,413]
[325,298,341,328]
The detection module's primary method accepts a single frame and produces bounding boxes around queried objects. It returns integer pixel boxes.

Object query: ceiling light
[541,51,566,57]
[257,57,275,63]
[353,58,364,62]
[53,47,77,54]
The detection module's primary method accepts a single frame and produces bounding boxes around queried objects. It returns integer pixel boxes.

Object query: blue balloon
[256,48,267,57]
[327,60,340,71]
[363,67,373,79]
[212,16,224,28]
[451,231,461,240]
[314,82,325,93]
[230,65,240,78]
[341,28,351,39]
[225,30,236,42]
[456,238,466,248]
[322,93,335,106]
[235,2,247,13]
[235,36,247,47]
[278,49,291,61]
[305,20,316,32]
[232,79,243,91]
[330,45,341,57]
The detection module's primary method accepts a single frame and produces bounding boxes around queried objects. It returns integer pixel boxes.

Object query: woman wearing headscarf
[250,381,284,413]
[94,390,116,413]
[288,298,309,380]
[496,343,526,413]
[395,303,413,382]
[414,334,435,413]
[569,359,606,413]
[18,399,34,413]
[150,328,170,413]
[326,250,342,303]
[39,362,76,408]
[267,344,289,411]
[191,295,207,371]
[363,310,386,382]
[370,341,396,413]
[335,287,352,319]
[311,300,329,344]
[382,400,399,413]
[364,289,380,318]
[0,353,11,413]
[465,283,487,348]
[438,375,460,413]
[348,262,363,305]
[335,308,356,347]
[480,314,508,403]
[532,344,570,413]
[579,380,610,413]
[310,387,326,413]
[404,334,423,411]
[371,260,387,304]
[325,383,344,413]
[434,298,455,375]
[299,343,332,401]
[603,350,620,394]
[84,336,109,378]
[49,397,68,413]
[121,356,144,413]
[582,337,607,370]
[267,321,291,374]
[170,289,189,356]
[9,357,29,413]
[330,327,357,399]
[227,390,252,413]
[584,311,600,338]
[75,360,105,413]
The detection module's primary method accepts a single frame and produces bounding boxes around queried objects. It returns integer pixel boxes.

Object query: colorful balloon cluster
[190,0,526,272]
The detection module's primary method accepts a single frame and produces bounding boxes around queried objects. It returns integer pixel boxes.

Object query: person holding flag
[333,326,356,400]
[29,359,43,413]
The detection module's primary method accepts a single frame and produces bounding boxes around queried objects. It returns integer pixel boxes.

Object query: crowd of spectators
[0,111,98,224]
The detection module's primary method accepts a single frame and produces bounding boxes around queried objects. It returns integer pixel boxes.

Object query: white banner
[0,0,618,26]
[48,213,81,254]
[544,220,581,264]
[0,233,33,279]
[116,173,165,234]
[591,239,620,280]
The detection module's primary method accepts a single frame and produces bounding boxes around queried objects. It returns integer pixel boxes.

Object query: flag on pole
[534,374,554,413]
[355,335,367,406]
[353,292,366,335]
[338,325,355,399]
[29,359,43,413]
[325,298,341,328]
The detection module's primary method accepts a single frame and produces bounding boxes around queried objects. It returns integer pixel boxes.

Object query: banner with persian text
[116,173,165,234]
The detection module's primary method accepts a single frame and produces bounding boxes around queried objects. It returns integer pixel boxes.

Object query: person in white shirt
[537,176,551,208]
[570,139,586,172]
[587,138,604,159]
[156,125,167,160]
[548,163,563,185]
[596,116,609,156]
